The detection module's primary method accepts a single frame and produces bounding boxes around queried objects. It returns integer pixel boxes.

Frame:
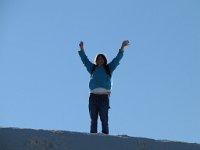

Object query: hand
[79,41,84,50]
[120,40,130,50]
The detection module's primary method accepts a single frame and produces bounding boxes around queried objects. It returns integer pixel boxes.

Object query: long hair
[92,54,111,76]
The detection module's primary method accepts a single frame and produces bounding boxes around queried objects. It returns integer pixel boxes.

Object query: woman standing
[78,40,129,134]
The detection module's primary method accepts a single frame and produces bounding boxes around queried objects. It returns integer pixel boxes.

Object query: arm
[78,41,94,74]
[109,40,129,73]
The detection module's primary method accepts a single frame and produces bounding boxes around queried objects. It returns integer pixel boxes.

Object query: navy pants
[89,93,110,134]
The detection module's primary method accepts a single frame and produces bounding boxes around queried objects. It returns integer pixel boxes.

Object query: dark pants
[89,93,110,134]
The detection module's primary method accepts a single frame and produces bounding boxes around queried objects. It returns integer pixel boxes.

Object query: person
[78,40,129,134]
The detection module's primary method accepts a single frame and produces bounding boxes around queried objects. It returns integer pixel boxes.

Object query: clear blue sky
[0,0,200,143]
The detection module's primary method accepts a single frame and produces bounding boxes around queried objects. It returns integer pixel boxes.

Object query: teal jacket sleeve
[109,50,124,73]
[78,50,94,74]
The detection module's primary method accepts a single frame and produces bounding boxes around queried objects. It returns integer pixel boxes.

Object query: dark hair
[92,54,111,76]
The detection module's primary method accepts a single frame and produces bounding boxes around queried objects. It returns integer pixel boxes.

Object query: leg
[89,94,98,133]
[99,95,110,134]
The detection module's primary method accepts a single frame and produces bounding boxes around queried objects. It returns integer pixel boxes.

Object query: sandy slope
[0,127,199,150]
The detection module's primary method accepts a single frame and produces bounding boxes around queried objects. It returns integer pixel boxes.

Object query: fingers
[127,40,130,46]
[125,40,129,45]
[79,41,84,50]
[122,40,130,47]
[79,41,83,47]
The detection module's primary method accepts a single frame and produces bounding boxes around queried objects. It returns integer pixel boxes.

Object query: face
[96,55,105,66]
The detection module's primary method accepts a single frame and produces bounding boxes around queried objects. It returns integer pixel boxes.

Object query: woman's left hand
[120,40,130,50]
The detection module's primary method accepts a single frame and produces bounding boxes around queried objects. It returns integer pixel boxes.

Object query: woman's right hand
[79,41,84,50]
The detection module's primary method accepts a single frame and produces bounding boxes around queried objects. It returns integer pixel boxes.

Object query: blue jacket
[78,50,124,90]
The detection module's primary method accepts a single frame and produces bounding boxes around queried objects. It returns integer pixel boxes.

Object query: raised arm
[78,41,94,74]
[109,40,129,73]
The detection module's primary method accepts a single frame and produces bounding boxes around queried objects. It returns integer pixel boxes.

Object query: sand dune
[0,127,199,150]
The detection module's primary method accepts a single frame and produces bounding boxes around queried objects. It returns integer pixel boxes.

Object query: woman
[78,40,129,134]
